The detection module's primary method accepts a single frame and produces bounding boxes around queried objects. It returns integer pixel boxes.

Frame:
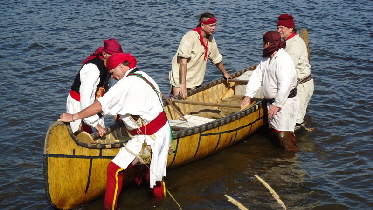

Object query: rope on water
[302,124,314,132]
[255,175,286,210]
[167,189,182,210]
[225,195,249,210]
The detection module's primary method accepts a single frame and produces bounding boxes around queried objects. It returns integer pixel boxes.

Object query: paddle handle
[228,79,249,84]
[161,93,188,121]
[172,99,241,108]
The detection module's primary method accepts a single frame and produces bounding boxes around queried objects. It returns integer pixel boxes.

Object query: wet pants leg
[277,131,299,152]
[270,129,299,152]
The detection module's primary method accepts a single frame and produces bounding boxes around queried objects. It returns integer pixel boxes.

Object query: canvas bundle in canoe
[43,64,266,209]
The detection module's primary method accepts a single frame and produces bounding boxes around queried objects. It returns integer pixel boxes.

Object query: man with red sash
[66,38,123,134]
[277,14,314,129]
[169,12,231,99]
[59,53,170,210]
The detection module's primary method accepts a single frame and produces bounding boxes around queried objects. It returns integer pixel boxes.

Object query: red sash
[130,112,167,136]
[69,90,80,101]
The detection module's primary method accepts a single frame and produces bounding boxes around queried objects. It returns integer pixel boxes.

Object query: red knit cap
[103,38,124,55]
[277,14,295,28]
[106,53,137,71]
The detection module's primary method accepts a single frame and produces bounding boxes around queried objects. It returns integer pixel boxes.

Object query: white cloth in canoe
[98,69,170,188]
[168,115,215,128]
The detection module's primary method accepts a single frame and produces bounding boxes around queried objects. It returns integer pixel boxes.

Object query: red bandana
[82,47,104,65]
[191,17,217,60]
[103,38,123,55]
[286,32,297,41]
[262,31,286,57]
[192,27,209,60]
[106,53,137,71]
[201,17,216,25]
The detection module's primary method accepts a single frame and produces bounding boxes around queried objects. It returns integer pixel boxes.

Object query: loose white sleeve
[245,63,264,98]
[79,63,100,127]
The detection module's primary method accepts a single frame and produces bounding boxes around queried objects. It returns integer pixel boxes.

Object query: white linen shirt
[98,69,170,188]
[285,34,311,80]
[79,63,102,126]
[245,49,297,108]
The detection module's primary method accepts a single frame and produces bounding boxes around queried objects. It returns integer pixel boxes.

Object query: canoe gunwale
[44,121,127,151]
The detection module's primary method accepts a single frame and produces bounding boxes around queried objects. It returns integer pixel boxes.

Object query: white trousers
[268,97,299,132]
[112,123,171,188]
[297,79,314,124]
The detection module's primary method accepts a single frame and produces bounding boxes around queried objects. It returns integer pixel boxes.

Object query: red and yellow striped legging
[104,161,133,210]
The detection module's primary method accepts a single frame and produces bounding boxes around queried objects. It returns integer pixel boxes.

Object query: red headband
[106,53,137,71]
[201,17,217,24]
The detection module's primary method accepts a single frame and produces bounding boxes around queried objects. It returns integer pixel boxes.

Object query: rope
[225,195,249,210]
[255,175,286,210]
[167,189,182,209]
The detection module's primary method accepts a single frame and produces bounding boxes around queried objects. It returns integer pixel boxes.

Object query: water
[1,0,372,209]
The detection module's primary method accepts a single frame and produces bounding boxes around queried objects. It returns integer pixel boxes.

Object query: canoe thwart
[171,99,241,108]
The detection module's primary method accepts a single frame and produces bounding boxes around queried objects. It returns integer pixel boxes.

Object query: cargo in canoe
[43,64,266,210]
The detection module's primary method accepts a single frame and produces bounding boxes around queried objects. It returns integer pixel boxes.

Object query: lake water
[0,0,372,209]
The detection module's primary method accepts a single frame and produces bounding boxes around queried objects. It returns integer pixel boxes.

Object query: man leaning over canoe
[59,53,171,210]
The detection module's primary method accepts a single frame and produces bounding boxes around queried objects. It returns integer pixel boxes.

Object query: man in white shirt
[59,53,170,210]
[66,38,123,133]
[241,31,299,152]
[277,14,314,129]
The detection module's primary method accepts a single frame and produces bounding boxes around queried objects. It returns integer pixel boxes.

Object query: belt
[268,87,297,104]
[130,112,167,136]
[298,75,313,84]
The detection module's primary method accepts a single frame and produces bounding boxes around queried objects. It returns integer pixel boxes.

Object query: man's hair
[121,60,130,67]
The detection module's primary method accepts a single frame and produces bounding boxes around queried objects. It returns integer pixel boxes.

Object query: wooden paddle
[227,79,249,84]
[240,101,256,111]
[299,28,310,61]
[161,93,188,121]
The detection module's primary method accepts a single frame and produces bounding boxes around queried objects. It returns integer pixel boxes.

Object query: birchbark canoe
[43,64,266,210]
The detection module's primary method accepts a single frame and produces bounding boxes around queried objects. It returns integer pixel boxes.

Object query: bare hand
[58,113,74,122]
[268,105,280,118]
[223,72,232,82]
[241,96,251,109]
[95,124,106,137]
[179,84,188,99]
